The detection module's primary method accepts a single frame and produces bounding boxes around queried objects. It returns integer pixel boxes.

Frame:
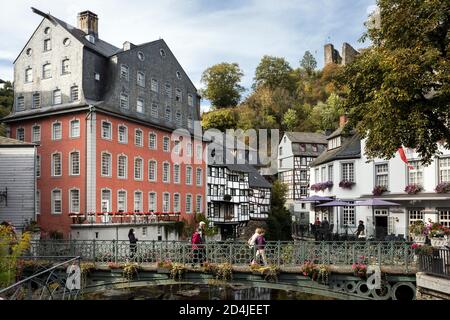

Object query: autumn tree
[339,0,450,164]
[0,81,13,136]
[201,108,238,131]
[253,56,294,91]
[300,51,317,75]
[200,63,245,109]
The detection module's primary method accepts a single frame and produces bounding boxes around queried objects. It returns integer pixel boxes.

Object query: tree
[200,63,245,109]
[253,55,294,91]
[201,108,237,131]
[0,81,13,137]
[300,51,317,75]
[266,181,292,241]
[339,0,450,164]
[282,109,298,131]
[310,93,343,132]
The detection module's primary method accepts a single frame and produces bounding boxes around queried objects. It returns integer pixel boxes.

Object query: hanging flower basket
[372,186,388,196]
[339,180,355,190]
[311,181,333,192]
[435,182,450,194]
[405,184,422,195]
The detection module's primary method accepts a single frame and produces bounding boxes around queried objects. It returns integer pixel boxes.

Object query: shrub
[339,180,355,189]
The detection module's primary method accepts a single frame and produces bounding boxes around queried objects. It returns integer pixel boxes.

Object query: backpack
[248,234,257,248]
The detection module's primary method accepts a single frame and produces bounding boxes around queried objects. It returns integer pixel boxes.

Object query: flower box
[310,181,333,192]
[405,184,422,195]
[430,237,449,247]
[412,234,426,244]
[339,180,355,190]
[435,182,450,194]
[372,186,388,196]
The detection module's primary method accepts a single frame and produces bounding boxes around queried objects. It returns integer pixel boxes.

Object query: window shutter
[388,217,395,235]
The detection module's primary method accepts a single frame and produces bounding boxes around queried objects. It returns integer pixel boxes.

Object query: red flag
[398,147,414,170]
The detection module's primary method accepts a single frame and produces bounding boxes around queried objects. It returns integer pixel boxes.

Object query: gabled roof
[223,164,272,189]
[310,133,361,167]
[0,136,35,147]
[29,8,120,59]
[285,132,327,144]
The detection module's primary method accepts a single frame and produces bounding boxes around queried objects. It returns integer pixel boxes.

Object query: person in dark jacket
[128,228,138,258]
[255,229,267,266]
[356,221,365,239]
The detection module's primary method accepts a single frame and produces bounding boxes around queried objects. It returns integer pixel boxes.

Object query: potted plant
[405,184,422,195]
[409,221,427,244]
[300,261,317,280]
[310,181,333,192]
[435,182,450,194]
[427,222,450,247]
[339,180,355,190]
[157,260,173,274]
[372,186,388,196]
[352,262,367,278]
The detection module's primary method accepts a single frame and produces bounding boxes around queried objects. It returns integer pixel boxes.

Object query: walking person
[191,221,206,267]
[249,228,261,265]
[128,228,138,259]
[255,229,268,266]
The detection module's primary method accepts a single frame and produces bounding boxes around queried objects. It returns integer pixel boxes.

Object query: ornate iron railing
[25,241,415,270]
[418,248,450,279]
[0,256,81,300]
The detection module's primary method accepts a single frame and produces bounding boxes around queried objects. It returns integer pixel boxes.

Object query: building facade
[0,137,37,232]
[2,8,206,239]
[206,136,271,240]
[309,120,450,239]
[277,132,327,227]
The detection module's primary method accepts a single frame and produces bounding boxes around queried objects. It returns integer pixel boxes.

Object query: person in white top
[249,228,262,265]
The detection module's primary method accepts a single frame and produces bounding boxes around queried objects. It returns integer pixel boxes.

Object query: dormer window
[312,144,318,152]
[328,137,342,150]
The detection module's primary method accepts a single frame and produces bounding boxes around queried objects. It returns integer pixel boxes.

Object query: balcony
[69,212,181,225]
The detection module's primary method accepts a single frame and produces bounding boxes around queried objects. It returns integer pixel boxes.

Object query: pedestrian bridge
[4,240,418,300]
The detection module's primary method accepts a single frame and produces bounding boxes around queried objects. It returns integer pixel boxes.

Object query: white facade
[310,138,450,239]
[70,222,178,241]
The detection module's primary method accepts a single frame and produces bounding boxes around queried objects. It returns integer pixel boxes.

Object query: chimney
[78,11,98,38]
[123,41,135,51]
[339,115,348,128]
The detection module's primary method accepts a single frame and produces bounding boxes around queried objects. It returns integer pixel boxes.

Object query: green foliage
[339,0,450,164]
[195,212,218,237]
[200,63,245,108]
[282,109,298,132]
[0,224,31,288]
[266,181,292,241]
[0,81,13,136]
[253,55,294,91]
[201,108,238,131]
[300,51,317,75]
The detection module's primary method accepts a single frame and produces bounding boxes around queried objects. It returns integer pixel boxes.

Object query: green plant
[0,224,31,287]
[316,264,330,285]
[122,262,139,280]
[409,221,426,236]
[170,263,186,281]
[215,263,233,281]
[256,265,280,282]
[281,245,294,264]
[411,243,433,255]
[428,222,450,238]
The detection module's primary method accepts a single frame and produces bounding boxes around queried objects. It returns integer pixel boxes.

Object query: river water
[84,284,335,300]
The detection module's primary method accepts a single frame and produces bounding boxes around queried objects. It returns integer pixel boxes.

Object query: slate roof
[0,136,35,147]
[285,132,327,144]
[310,133,361,167]
[220,163,272,189]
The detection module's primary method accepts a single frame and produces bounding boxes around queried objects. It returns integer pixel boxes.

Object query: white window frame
[186,166,192,185]
[196,195,203,213]
[341,162,355,182]
[120,92,129,109]
[375,163,389,188]
[148,192,157,212]
[439,157,450,183]
[32,92,41,109]
[117,154,128,179]
[163,192,170,213]
[101,120,112,140]
[134,157,144,181]
[70,86,79,101]
[25,67,33,83]
[120,64,129,81]
[408,160,424,185]
[151,103,158,118]
[151,79,158,92]
[53,89,62,105]
[163,136,170,152]
[16,128,25,141]
[117,190,127,213]
[188,94,193,107]
[16,96,25,111]
[118,125,128,144]
[134,191,143,213]
[196,168,203,186]
[101,151,112,177]
[70,119,80,138]
[186,194,193,214]
[135,129,143,147]
[51,188,62,215]
[173,193,181,213]
[51,152,62,177]
[196,144,203,161]
[69,188,80,213]
[162,162,170,183]
[137,71,145,87]
[148,160,157,182]
[101,188,112,213]
[52,122,62,140]
[62,58,70,75]
[43,63,52,79]
[69,150,80,176]
[137,98,145,114]
[174,164,180,184]
[32,125,41,143]
[149,132,157,150]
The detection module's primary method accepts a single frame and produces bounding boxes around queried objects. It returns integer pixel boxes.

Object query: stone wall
[416,272,450,300]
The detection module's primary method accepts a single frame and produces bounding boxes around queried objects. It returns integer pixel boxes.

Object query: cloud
[0,0,376,109]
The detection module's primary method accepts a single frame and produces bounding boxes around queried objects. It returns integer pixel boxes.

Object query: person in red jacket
[191,221,206,267]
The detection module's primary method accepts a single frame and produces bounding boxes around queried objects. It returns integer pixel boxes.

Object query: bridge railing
[25,240,415,270]
[418,248,450,279]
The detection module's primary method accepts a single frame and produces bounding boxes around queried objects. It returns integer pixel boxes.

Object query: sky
[0,0,377,111]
